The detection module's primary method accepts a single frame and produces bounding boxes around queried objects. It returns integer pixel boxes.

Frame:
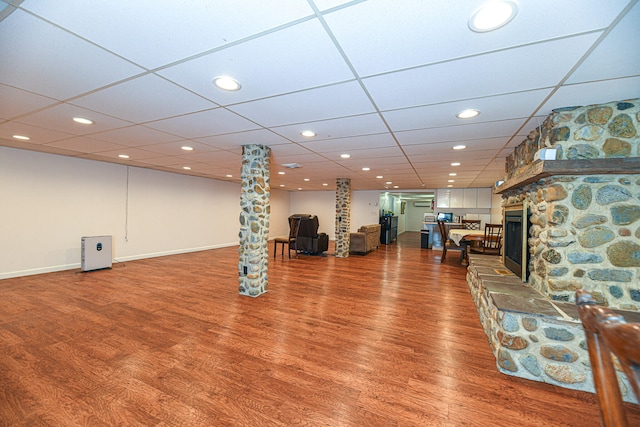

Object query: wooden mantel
[494,158,640,194]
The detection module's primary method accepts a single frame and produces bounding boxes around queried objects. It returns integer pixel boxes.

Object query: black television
[437,212,453,222]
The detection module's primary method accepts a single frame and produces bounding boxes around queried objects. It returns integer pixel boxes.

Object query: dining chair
[462,219,481,230]
[576,290,640,427]
[437,220,465,263]
[470,223,503,255]
[273,216,301,258]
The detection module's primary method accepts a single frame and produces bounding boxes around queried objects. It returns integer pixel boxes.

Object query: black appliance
[380,216,398,244]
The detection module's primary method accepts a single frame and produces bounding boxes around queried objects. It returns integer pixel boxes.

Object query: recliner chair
[289,214,328,255]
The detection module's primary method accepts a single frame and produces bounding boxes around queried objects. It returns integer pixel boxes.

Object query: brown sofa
[350,224,381,255]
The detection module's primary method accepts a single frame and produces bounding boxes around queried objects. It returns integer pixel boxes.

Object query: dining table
[448,229,485,246]
[447,229,485,265]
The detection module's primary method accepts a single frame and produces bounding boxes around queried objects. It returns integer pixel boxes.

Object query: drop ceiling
[1,0,638,191]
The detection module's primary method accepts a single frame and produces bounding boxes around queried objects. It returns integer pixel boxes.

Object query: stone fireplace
[466,98,640,402]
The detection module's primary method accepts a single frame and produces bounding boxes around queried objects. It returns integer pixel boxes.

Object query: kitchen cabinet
[463,189,477,208]
[476,188,492,208]
[438,187,493,209]
[436,188,464,208]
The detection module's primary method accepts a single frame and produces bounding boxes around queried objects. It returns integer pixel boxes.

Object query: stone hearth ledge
[466,253,639,403]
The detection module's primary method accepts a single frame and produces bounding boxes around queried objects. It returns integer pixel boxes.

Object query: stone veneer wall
[467,99,640,401]
[238,145,271,297]
[335,178,351,258]
[467,255,639,403]
[502,99,640,311]
[505,99,640,180]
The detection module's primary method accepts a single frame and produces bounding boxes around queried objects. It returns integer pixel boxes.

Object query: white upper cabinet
[449,189,464,208]
[437,187,493,209]
[476,188,492,208]
[436,188,450,208]
[463,189,477,208]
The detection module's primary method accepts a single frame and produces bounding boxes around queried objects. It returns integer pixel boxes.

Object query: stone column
[335,178,351,258]
[238,145,271,297]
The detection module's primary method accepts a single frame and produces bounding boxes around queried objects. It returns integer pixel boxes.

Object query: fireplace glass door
[503,203,529,281]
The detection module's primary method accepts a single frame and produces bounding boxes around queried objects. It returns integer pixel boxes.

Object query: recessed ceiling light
[362,167,370,171]
[448,179,455,183]
[322,183,328,186]
[297,188,302,191]
[181,146,194,151]
[280,184,285,187]
[451,162,461,166]
[300,130,316,138]
[226,174,233,178]
[393,186,399,189]
[278,171,285,175]
[304,178,310,182]
[449,173,457,176]
[447,184,454,188]
[376,176,384,179]
[453,145,467,150]
[469,1,518,33]
[118,154,130,159]
[340,154,351,159]
[282,163,302,169]
[213,76,241,91]
[183,166,191,170]
[385,181,392,185]
[456,109,480,119]
[12,135,30,140]
[72,117,94,125]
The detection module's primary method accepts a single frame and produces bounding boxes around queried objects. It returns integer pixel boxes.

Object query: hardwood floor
[1,232,638,426]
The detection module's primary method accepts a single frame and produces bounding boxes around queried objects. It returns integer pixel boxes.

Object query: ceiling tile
[140,140,219,156]
[567,2,640,84]
[71,74,217,123]
[91,147,169,161]
[196,129,291,149]
[301,133,396,154]
[363,33,602,111]
[228,81,375,127]
[22,0,315,69]
[0,84,59,120]
[325,0,631,76]
[403,137,511,155]
[0,10,143,100]
[272,113,388,142]
[44,136,127,153]
[90,125,183,147]
[541,76,640,112]
[272,152,330,165]
[15,103,131,135]
[145,107,261,139]
[158,19,354,105]
[382,89,552,132]
[176,150,242,164]
[0,121,75,144]
[396,118,526,146]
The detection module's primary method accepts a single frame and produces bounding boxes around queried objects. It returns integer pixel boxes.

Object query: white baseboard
[0,242,239,280]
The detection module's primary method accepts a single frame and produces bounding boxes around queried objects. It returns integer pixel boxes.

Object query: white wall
[268,187,291,239]
[405,202,434,232]
[0,147,290,279]
[289,190,336,238]
[351,190,381,231]
[491,192,504,224]
[287,189,381,240]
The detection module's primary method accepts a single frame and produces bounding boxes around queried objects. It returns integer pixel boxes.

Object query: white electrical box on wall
[81,235,112,271]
